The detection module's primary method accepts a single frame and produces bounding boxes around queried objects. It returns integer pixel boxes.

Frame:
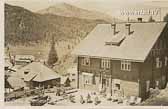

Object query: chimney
[127,17,130,22]
[125,23,131,35]
[137,18,143,22]
[111,23,116,35]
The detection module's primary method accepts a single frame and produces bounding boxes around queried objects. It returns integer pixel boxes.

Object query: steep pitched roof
[7,77,26,90]
[72,22,167,62]
[17,62,61,82]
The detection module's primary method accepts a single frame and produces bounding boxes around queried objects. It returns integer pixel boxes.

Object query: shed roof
[72,22,167,62]
[17,62,61,82]
[7,77,26,90]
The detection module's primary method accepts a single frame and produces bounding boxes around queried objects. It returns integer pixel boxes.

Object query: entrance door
[99,72,111,93]
[102,78,110,92]
[102,78,106,89]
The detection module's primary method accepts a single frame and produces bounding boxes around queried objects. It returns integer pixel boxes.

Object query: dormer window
[82,57,90,66]
[125,23,131,35]
[24,71,29,74]
[105,42,112,46]
[111,23,116,35]
[105,35,126,46]
[24,69,30,74]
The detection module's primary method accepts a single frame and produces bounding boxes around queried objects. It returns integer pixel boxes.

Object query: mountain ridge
[37,2,120,23]
[5,3,106,46]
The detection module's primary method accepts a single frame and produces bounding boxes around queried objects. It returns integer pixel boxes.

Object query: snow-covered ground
[5,89,125,106]
[141,87,168,106]
[5,86,168,106]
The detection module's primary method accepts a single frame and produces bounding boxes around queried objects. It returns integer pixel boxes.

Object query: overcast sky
[5,0,168,11]
[5,0,168,21]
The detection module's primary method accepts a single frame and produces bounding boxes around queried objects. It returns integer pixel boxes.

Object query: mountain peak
[37,2,121,23]
[49,2,74,10]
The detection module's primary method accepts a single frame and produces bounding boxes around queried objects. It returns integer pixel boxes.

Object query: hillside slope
[5,3,105,46]
[37,2,119,23]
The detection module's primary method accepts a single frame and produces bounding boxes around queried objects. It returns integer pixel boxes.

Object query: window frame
[165,56,168,66]
[156,57,162,68]
[146,80,150,92]
[82,73,94,85]
[82,57,90,66]
[121,60,131,71]
[101,58,110,69]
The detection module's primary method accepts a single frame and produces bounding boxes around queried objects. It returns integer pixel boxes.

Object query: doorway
[101,77,110,92]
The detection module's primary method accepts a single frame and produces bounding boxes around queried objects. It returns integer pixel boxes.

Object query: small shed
[5,76,26,93]
[17,62,61,89]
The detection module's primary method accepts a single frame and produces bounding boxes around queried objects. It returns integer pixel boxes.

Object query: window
[24,71,29,74]
[165,56,168,66]
[82,57,90,66]
[121,60,131,71]
[113,79,121,91]
[24,69,30,74]
[155,81,159,87]
[156,57,162,68]
[156,58,159,68]
[101,59,110,69]
[115,84,120,90]
[82,72,94,85]
[146,80,150,92]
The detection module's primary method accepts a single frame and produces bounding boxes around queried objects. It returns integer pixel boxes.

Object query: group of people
[67,93,101,105]
[80,93,101,105]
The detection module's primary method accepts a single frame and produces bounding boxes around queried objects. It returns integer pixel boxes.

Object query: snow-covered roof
[73,22,167,62]
[17,62,61,82]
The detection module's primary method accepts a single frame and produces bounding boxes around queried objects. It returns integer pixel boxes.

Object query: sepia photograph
[3,0,168,107]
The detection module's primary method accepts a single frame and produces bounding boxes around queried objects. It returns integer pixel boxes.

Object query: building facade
[73,22,168,100]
